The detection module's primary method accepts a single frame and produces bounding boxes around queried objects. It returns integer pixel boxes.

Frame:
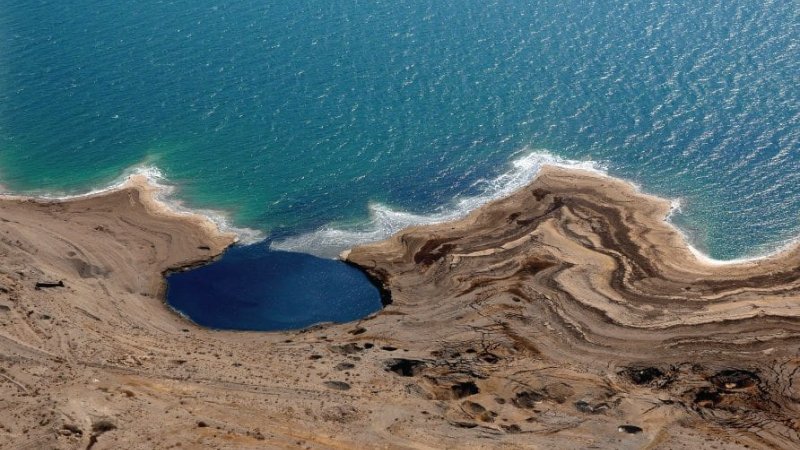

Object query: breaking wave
[0,165,265,245]
[271,150,606,258]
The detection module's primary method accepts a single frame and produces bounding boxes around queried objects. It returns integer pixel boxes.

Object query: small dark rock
[694,388,721,407]
[479,353,499,364]
[386,359,426,377]
[35,281,64,290]
[618,425,643,434]
[324,381,351,391]
[710,369,760,391]
[334,362,355,371]
[513,391,544,409]
[62,424,83,436]
[197,421,209,428]
[625,367,665,385]
[331,343,362,355]
[451,381,480,399]
[575,400,609,414]
[92,420,116,433]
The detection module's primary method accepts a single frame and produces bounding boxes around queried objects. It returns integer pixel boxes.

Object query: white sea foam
[0,165,265,245]
[271,150,607,258]
[0,166,160,201]
[663,193,799,266]
[683,233,800,266]
[272,149,799,265]
[2,153,794,265]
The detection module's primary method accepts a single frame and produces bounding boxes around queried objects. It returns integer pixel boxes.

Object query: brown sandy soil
[0,168,798,449]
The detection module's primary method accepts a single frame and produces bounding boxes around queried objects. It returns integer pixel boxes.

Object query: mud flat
[0,167,798,449]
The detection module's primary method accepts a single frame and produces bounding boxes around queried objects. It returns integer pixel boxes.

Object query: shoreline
[0,163,799,448]
[0,165,264,246]
[544,166,800,269]
[345,163,800,445]
[4,152,795,265]
[345,164,800,333]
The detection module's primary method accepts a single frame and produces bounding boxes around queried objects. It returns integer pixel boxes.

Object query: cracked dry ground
[1,167,800,449]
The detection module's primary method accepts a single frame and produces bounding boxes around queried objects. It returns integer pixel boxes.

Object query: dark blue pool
[166,245,384,331]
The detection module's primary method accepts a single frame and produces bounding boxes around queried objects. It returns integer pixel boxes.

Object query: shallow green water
[1,0,798,260]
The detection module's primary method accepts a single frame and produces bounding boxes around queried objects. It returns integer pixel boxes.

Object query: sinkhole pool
[166,244,385,331]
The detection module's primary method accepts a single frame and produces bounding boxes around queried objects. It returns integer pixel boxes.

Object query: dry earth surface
[0,167,799,449]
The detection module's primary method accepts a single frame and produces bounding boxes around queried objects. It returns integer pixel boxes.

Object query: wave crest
[271,150,606,258]
[1,165,265,245]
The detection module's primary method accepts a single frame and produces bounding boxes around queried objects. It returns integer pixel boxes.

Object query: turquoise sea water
[2,0,799,261]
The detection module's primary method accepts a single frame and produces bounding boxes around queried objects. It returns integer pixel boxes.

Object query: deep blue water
[166,246,383,331]
[1,1,798,329]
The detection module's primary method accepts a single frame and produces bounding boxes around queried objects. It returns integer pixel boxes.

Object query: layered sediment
[1,167,799,449]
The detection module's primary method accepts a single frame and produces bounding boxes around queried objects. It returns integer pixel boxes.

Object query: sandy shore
[0,167,798,449]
